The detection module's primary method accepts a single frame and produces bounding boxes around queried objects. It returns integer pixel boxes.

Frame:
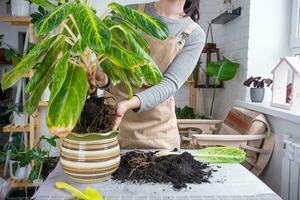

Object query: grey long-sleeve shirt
[132,3,206,112]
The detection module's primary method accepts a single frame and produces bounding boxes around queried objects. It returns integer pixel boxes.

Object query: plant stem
[62,22,77,41]
[210,81,217,116]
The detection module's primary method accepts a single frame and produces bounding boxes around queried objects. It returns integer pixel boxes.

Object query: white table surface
[34,160,282,200]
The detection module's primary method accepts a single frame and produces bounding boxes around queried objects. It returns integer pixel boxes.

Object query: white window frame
[290,0,300,50]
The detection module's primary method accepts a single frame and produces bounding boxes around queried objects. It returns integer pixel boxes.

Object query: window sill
[235,100,300,125]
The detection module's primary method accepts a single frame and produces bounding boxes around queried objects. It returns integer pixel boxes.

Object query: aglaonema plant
[1,0,168,134]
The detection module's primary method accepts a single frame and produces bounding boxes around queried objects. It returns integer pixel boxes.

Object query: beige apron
[107,4,199,149]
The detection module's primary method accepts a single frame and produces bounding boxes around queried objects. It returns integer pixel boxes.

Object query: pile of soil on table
[112,151,214,189]
[73,96,116,133]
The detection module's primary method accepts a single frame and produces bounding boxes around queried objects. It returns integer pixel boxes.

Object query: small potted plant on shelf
[1,0,167,183]
[1,135,59,200]
[244,76,273,103]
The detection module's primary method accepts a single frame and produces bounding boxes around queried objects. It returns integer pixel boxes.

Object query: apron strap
[177,22,199,53]
[138,4,146,12]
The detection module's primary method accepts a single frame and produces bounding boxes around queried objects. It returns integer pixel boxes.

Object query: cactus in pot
[1,0,168,183]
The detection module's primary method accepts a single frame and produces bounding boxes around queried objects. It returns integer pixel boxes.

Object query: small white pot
[11,0,30,16]
[13,112,28,126]
[9,160,31,180]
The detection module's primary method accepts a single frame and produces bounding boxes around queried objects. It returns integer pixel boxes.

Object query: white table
[33,161,282,200]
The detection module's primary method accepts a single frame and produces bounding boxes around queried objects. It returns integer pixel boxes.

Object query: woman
[97,0,205,149]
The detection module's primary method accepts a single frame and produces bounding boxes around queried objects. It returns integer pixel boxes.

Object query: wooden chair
[178,107,275,176]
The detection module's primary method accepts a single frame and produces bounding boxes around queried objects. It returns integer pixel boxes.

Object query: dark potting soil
[112,151,214,189]
[73,96,116,134]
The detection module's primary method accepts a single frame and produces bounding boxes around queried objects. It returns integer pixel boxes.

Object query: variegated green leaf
[101,60,133,97]
[30,0,56,10]
[25,36,65,94]
[24,63,56,115]
[1,35,57,90]
[49,52,70,102]
[101,60,121,86]
[72,39,86,54]
[107,45,147,69]
[47,65,88,134]
[103,17,149,51]
[124,68,143,88]
[110,25,163,85]
[109,3,168,40]
[36,2,74,35]
[72,3,111,53]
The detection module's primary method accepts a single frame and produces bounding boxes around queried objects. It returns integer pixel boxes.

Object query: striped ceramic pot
[60,131,120,183]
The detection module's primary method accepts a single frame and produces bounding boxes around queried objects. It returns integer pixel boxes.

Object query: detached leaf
[47,65,88,134]
[195,147,246,163]
[36,2,74,35]
[109,3,168,40]
[72,3,111,53]
[1,35,57,90]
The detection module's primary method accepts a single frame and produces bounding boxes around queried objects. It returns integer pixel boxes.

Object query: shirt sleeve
[135,26,206,112]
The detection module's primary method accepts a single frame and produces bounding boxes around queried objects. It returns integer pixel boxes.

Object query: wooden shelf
[8,178,34,188]
[38,101,48,107]
[2,124,30,133]
[0,16,31,26]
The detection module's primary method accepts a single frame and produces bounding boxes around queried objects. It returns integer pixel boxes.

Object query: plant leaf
[30,0,56,10]
[1,35,57,90]
[49,52,70,102]
[109,3,168,40]
[106,45,147,69]
[56,182,89,200]
[195,147,246,163]
[72,3,111,53]
[35,2,74,35]
[207,58,240,81]
[47,65,88,134]
[25,35,65,94]
[24,62,55,115]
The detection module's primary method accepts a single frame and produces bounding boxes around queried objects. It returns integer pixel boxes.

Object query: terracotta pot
[60,131,120,183]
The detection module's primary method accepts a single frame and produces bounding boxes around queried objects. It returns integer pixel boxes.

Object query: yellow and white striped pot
[60,131,120,183]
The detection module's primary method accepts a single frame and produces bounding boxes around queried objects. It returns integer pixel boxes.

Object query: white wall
[247,0,291,102]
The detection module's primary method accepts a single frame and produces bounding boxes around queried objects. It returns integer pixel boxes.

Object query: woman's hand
[112,96,141,130]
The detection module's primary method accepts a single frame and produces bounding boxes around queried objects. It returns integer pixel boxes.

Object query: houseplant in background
[1,0,168,183]
[207,58,240,116]
[243,76,273,103]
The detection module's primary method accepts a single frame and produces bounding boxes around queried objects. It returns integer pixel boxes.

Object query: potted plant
[207,57,240,116]
[244,76,273,103]
[1,0,167,183]
[1,136,58,200]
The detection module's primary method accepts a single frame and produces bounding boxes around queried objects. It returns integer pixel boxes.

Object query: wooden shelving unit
[2,124,30,133]
[0,16,31,26]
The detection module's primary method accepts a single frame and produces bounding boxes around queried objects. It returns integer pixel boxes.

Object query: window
[290,0,300,50]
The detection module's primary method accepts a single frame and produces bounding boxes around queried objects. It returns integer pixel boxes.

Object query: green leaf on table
[207,58,240,81]
[109,2,168,40]
[72,3,111,53]
[35,2,74,35]
[195,147,246,163]
[47,65,88,134]
[1,35,57,90]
